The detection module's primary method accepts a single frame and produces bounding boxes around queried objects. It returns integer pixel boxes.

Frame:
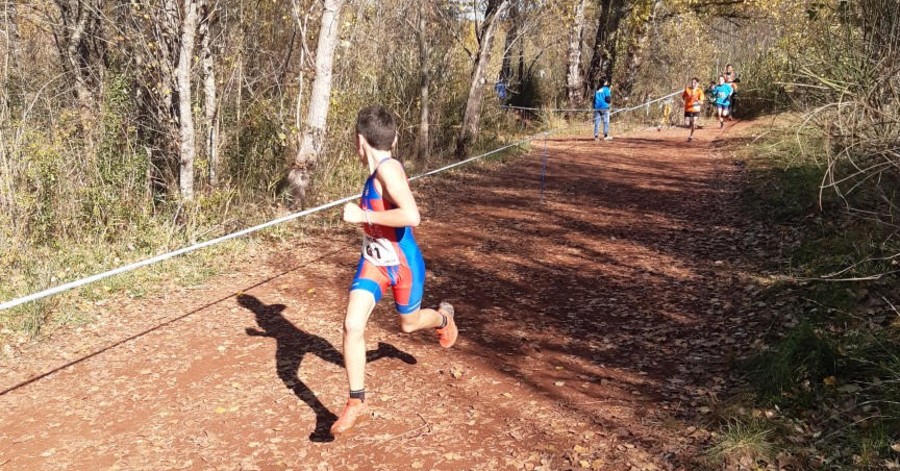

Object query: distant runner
[681,77,705,142]
[713,75,733,128]
[723,64,739,118]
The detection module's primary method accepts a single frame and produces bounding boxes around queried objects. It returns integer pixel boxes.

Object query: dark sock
[350,389,365,402]
[438,313,448,329]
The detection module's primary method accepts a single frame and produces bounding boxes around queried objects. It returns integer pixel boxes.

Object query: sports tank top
[359,158,418,265]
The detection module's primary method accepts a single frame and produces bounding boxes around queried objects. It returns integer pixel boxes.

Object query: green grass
[748,322,839,404]
[706,418,776,468]
[0,219,260,341]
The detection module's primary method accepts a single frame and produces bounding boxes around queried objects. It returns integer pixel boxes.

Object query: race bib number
[692,102,702,112]
[362,234,401,266]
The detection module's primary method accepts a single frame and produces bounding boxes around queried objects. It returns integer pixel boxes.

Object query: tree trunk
[162,0,179,118]
[177,0,200,201]
[0,2,12,218]
[566,0,588,109]
[3,0,19,67]
[287,0,345,204]
[455,0,511,160]
[53,0,98,114]
[199,0,220,188]
[66,2,93,110]
[618,0,664,100]
[586,0,627,95]
[415,2,431,165]
[500,2,519,81]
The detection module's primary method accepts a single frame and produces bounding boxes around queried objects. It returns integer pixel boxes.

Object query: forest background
[1,0,899,468]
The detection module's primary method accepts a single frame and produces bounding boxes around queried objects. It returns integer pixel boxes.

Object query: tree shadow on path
[237,294,416,442]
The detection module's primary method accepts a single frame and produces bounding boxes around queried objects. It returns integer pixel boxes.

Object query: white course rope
[505,90,681,116]
[0,195,359,311]
[1,92,678,311]
[0,137,541,311]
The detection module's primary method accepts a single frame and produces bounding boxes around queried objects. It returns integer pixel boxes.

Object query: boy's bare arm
[343,160,421,228]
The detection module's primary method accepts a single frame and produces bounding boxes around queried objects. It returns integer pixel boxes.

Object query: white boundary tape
[505,90,681,116]
[0,195,359,311]
[1,91,678,311]
[0,137,539,311]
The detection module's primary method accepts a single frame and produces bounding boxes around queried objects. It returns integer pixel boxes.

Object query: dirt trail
[0,121,764,470]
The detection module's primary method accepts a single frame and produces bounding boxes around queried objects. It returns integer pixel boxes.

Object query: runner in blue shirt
[713,75,733,128]
[593,79,612,141]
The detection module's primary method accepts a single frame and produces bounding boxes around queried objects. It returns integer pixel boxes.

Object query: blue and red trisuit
[349,158,425,314]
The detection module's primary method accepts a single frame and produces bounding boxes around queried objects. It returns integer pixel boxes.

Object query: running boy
[713,75,733,128]
[332,106,458,436]
[682,77,705,142]
[723,64,738,118]
[593,78,612,141]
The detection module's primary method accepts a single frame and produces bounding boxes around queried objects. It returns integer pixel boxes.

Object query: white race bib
[362,233,401,266]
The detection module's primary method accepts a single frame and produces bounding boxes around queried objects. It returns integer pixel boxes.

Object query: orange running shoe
[436,302,457,348]
[330,398,369,436]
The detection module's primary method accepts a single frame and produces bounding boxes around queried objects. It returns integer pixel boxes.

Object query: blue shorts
[349,243,425,315]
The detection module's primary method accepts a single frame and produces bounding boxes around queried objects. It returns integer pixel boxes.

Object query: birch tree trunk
[287,0,345,204]
[199,0,219,188]
[415,1,431,164]
[618,0,664,99]
[455,0,511,160]
[565,0,587,109]
[177,0,200,201]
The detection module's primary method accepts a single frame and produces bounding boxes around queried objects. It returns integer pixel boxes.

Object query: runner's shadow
[237,294,416,442]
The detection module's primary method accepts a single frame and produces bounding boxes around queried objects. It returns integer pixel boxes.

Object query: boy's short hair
[356,106,396,151]
[691,77,700,83]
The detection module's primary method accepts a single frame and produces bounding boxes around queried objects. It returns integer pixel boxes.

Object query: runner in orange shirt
[681,77,705,142]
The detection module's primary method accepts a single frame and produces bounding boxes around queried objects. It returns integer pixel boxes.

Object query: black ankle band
[350,389,366,402]
[439,313,447,329]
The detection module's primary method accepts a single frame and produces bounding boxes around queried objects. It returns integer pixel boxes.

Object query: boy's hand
[343,202,365,224]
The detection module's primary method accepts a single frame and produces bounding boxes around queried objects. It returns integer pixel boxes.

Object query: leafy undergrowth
[707,114,900,470]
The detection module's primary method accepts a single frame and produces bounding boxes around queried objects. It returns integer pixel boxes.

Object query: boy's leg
[398,307,443,333]
[391,249,458,347]
[332,289,376,436]
[398,304,457,348]
[343,289,377,391]
[602,110,610,138]
[593,111,600,139]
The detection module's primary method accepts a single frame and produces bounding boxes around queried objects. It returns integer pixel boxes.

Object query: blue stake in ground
[540,132,549,203]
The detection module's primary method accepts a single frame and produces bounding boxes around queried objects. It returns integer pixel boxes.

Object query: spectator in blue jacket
[593,79,612,141]
[494,77,509,105]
